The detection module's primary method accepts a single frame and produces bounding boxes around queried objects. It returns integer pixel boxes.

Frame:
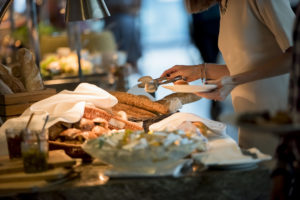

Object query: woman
[161,0,295,155]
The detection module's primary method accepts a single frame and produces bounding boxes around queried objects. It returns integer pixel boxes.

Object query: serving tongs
[138,75,186,93]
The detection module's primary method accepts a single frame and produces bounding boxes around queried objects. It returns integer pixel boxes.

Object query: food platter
[192,143,272,171]
[162,84,217,93]
[82,129,207,173]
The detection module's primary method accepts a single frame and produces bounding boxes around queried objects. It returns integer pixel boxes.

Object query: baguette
[0,63,26,93]
[137,94,152,100]
[157,93,201,113]
[156,97,182,113]
[17,48,44,91]
[109,91,169,114]
[112,103,157,121]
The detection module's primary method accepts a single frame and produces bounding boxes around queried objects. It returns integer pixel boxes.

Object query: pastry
[83,106,143,130]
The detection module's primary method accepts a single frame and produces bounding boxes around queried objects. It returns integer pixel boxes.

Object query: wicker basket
[49,141,92,162]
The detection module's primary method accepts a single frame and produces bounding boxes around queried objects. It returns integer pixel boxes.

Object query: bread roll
[17,48,44,91]
[109,91,169,114]
[83,106,143,131]
[174,80,188,85]
[0,64,25,93]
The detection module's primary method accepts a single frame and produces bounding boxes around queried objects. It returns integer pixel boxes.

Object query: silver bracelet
[199,64,203,84]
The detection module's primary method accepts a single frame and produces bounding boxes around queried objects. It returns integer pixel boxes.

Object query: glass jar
[5,128,23,159]
[21,129,48,173]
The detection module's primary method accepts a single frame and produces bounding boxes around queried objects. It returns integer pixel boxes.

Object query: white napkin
[192,137,271,166]
[149,112,226,136]
[24,83,117,116]
[0,83,118,156]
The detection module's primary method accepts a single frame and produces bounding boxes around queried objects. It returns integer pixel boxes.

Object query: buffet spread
[0,2,281,198]
[0,72,272,192]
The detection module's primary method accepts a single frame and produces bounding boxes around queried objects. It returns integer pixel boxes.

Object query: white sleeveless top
[218,0,295,154]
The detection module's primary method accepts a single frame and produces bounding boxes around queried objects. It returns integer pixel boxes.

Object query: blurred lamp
[65,0,110,22]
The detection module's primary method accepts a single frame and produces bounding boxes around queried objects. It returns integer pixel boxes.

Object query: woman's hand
[160,65,201,82]
[195,76,237,101]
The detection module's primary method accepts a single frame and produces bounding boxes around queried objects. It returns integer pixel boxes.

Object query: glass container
[21,129,48,173]
[5,128,23,159]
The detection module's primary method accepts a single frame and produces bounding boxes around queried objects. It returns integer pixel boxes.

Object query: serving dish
[82,130,206,173]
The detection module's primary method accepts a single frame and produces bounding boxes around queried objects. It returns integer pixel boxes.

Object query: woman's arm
[205,63,229,80]
[160,63,229,82]
[230,48,291,85]
[195,48,292,101]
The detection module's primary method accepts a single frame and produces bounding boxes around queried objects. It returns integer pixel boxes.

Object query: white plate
[192,146,272,171]
[162,84,217,93]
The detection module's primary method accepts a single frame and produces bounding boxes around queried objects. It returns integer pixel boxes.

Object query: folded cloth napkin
[24,82,117,116]
[0,83,118,156]
[192,136,271,166]
[149,112,226,136]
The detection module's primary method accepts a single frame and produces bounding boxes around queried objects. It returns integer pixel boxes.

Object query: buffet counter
[0,161,272,200]
[0,83,274,200]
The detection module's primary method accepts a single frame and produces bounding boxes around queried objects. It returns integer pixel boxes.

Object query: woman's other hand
[195,76,236,101]
[160,65,201,82]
